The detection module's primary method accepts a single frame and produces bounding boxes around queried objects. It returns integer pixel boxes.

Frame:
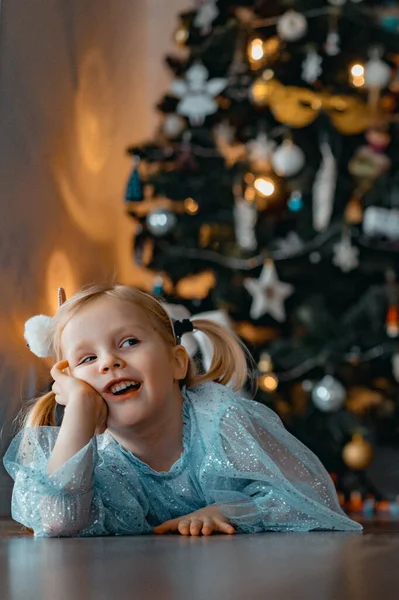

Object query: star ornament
[244,261,294,321]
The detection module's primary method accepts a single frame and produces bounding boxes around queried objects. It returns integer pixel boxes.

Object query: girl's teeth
[110,381,140,394]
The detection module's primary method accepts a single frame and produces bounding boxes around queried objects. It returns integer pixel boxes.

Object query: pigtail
[24,391,57,427]
[185,319,251,391]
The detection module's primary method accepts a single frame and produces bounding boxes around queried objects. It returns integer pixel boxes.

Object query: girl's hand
[51,360,108,433]
[153,505,236,536]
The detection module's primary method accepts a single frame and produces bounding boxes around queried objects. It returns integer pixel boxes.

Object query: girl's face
[60,297,188,430]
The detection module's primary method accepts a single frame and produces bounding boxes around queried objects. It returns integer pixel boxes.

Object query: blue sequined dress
[3,382,362,536]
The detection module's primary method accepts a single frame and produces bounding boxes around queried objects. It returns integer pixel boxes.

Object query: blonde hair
[26,284,250,427]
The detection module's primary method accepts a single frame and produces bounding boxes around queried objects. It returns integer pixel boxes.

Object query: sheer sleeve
[196,388,362,533]
[3,427,150,537]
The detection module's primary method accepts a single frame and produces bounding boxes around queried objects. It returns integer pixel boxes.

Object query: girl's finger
[50,360,69,381]
[215,520,236,535]
[153,518,179,534]
[201,520,215,536]
[52,382,60,395]
[177,520,191,536]
[189,519,203,536]
[54,394,67,407]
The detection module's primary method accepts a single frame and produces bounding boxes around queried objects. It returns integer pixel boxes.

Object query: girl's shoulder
[185,381,270,422]
[185,381,283,432]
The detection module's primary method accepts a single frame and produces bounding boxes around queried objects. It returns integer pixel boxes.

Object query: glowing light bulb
[353,76,365,88]
[258,373,279,392]
[254,177,275,197]
[185,197,199,215]
[258,352,273,373]
[249,38,264,61]
[350,64,365,88]
[351,64,364,77]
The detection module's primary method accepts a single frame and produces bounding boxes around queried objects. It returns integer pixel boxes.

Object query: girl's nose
[100,355,125,373]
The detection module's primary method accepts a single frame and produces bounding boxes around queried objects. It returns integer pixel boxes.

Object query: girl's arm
[3,361,112,537]
[47,360,107,474]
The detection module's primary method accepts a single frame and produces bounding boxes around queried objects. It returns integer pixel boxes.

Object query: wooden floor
[1,517,399,600]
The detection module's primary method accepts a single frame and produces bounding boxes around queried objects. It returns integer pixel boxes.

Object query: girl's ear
[172,345,189,381]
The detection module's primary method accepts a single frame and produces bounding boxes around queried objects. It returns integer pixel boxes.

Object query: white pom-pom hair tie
[24,287,67,358]
[24,315,53,357]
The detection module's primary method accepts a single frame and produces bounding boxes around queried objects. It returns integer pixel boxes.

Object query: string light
[350,64,365,88]
[258,373,279,392]
[249,38,264,61]
[254,177,275,197]
[185,197,199,215]
[258,352,273,372]
[257,352,279,392]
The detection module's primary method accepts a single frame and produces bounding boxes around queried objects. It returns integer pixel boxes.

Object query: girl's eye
[121,338,139,348]
[79,356,96,365]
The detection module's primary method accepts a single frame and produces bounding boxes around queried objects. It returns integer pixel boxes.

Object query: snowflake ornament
[244,261,294,321]
[194,0,219,35]
[171,63,227,126]
[302,49,323,84]
[332,232,359,273]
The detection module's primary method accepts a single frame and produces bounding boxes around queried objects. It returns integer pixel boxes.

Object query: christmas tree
[125,1,399,512]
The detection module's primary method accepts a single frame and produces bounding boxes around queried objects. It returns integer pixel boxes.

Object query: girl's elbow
[39,518,84,537]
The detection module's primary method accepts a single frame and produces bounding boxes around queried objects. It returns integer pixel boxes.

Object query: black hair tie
[173,319,194,341]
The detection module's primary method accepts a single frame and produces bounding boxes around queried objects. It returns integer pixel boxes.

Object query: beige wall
[0,0,190,514]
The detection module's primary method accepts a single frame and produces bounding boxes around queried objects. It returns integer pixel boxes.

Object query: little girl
[3,284,362,537]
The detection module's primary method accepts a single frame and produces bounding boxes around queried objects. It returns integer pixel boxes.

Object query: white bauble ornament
[277,10,308,42]
[312,375,346,412]
[272,140,305,177]
[365,50,391,88]
[163,114,185,138]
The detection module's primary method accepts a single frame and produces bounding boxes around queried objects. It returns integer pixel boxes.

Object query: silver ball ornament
[365,49,391,88]
[272,140,305,177]
[146,209,177,236]
[311,375,346,412]
[277,10,308,42]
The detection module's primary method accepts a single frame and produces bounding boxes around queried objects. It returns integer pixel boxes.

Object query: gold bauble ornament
[326,95,373,136]
[342,434,374,470]
[262,81,375,134]
[270,86,321,128]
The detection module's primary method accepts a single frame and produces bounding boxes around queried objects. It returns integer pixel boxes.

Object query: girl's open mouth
[108,381,142,396]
